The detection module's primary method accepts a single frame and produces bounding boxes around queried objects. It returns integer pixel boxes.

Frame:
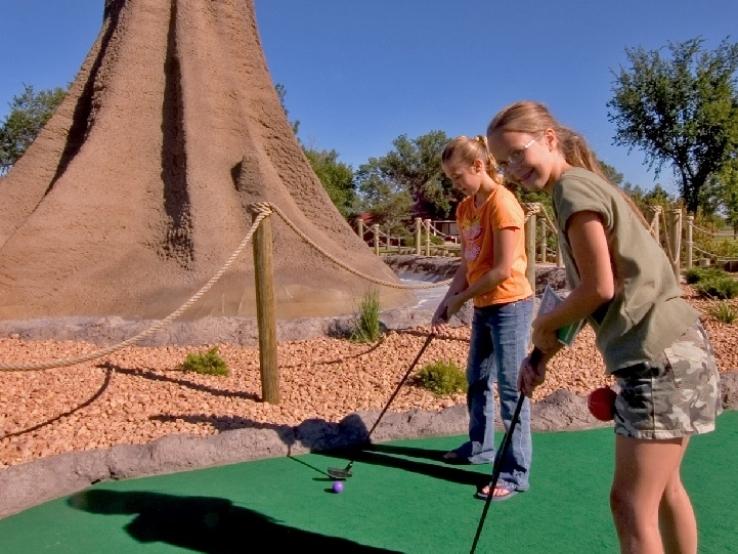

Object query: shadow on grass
[69,489,400,553]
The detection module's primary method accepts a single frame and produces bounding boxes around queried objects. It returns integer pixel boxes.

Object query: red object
[588,386,616,421]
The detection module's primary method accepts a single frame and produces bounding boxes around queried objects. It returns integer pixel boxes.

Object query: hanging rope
[0,207,271,372]
[1,202,454,372]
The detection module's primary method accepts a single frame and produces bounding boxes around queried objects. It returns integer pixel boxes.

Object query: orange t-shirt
[456,185,532,307]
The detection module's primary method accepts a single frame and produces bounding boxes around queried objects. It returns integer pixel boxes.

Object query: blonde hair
[441,135,502,184]
[487,101,648,226]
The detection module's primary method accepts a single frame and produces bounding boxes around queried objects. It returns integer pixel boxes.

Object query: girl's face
[442,156,484,197]
[487,129,563,192]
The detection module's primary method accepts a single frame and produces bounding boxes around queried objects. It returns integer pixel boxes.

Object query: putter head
[327,467,352,480]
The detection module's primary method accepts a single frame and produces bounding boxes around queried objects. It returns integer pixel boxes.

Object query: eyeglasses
[497,137,537,173]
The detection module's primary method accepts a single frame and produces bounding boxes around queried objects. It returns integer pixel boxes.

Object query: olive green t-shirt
[552,167,697,373]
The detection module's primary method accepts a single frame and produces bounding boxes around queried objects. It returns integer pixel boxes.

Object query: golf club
[469,347,542,554]
[327,332,436,480]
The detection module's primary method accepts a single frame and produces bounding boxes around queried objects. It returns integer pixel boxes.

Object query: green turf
[1,411,735,553]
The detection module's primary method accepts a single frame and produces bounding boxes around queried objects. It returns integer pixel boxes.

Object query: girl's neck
[545,159,573,192]
[474,174,498,207]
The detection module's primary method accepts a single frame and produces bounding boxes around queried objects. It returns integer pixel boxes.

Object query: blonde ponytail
[441,135,501,183]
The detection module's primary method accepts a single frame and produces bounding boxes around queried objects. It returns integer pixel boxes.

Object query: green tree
[713,160,738,236]
[303,147,356,217]
[355,164,413,232]
[355,130,459,227]
[608,37,738,214]
[600,160,625,187]
[0,84,66,174]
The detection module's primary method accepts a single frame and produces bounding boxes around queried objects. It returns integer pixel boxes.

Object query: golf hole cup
[587,386,616,421]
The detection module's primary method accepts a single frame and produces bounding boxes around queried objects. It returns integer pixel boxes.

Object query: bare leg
[611,435,696,554]
[658,438,697,554]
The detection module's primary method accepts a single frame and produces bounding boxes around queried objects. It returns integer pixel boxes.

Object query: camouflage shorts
[613,321,722,440]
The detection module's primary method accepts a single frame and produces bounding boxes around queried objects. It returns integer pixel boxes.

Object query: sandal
[475,485,519,502]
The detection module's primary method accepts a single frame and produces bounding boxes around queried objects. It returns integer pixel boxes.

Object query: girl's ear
[473,158,484,173]
[543,128,557,151]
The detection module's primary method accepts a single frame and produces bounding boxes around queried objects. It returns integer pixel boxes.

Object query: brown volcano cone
[0,0,411,321]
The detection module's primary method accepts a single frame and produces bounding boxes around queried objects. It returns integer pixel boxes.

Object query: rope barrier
[427,221,458,242]
[267,203,452,290]
[692,244,738,263]
[691,222,722,237]
[1,202,451,372]
[0,207,271,372]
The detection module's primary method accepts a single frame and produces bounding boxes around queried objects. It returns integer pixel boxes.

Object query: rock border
[3,375,736,519]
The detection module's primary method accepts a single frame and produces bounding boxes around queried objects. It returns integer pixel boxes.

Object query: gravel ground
[2,286,736,470]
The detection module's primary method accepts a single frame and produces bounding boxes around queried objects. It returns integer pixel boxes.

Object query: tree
[0,84,66,174]
[355,130,460,227]
[608,37,738,214]
[600,160,625,187]
[355,159,413,232]
[712,160,738,236]
[303,147,356,217]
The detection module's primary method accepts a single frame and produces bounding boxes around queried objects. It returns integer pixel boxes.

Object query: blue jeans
[454,297,533,491]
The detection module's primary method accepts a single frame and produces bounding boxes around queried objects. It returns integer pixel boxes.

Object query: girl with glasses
[432,135,534,502]
[486,100,721,553]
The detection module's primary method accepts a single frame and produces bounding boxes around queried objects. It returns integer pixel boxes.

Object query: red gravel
[1,289,735,469]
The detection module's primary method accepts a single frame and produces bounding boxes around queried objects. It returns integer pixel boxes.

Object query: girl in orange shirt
[432,135,534,501]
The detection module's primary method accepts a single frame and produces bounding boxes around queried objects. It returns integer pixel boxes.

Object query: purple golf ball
[331,481,344,494]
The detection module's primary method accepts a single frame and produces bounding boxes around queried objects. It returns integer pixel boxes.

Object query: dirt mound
[0,0,410,321]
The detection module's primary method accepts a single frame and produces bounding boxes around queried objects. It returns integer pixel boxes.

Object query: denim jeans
[454,297,533,491]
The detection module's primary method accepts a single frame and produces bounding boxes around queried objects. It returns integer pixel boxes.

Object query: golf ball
[331,481,344,494]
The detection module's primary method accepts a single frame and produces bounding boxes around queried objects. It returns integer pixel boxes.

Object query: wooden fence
[354,205,735,289]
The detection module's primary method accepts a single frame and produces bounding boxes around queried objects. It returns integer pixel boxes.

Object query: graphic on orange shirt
[460,216,482,262]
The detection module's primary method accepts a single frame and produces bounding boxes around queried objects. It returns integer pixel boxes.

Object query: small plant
[685,266,725,284]
[181,346,229,376]
[415,360,467,396]
[695,276,738,299]
[351,289,382,343]
[708,301,738,324]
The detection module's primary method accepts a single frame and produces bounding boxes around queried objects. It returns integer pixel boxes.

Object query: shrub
[181,347,229,376]
[685,266,725,284]
[351,289,382,343]
[415,360,467,396]
[708,301,738,324]
[695,276,738,299]
[405,233,446,248]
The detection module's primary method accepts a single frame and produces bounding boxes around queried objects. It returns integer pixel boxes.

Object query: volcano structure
[0,0,411,323]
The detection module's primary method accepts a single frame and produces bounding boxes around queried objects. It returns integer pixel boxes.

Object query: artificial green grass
[1,411,735,553]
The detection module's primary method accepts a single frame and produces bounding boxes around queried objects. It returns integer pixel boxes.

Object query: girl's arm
[532,210,614,351]
[431,258,468,331]
[444,226,518,319]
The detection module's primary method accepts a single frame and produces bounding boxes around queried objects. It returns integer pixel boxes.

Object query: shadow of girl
[68,489,399,553]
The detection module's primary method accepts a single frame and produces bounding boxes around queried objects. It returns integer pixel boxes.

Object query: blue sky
[1,1,736,193]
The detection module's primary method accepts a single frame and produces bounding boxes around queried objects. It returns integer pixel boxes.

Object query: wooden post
[357,218,365,242]
[686,214,694,270]
[424,218,431,256]
[525,212,537,290]
[251,211,279,404]
[415,217,422,255]
[652,206,661,245]
[373,224,380,256]
[670,208,683,279]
